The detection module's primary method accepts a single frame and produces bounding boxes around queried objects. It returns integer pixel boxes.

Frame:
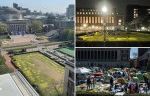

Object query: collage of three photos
[0,0,150,96]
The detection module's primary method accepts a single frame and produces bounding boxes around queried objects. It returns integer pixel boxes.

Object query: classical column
[117,50,121,61]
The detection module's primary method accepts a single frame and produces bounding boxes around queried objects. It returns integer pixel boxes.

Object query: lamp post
[101,6,108,45]
[83,24,88,35]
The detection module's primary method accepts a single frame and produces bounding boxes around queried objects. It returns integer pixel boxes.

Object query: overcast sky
[0,0,74,14]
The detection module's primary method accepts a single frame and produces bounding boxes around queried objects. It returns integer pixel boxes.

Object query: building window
[95,17,97,24]
[101,17,103,23]
[69,70,74,80]
[89,17,91,24]
[118,19,122,25]
[98,17,100,24]
[80,17,82,23]
[92,17,94,23]
[83,17,85,23]
[86,17,88,23]
[147,9,150,14]
[111,17,114,24]
[109,17,111,23]
[134,9,138,18]
[77,17,79,23]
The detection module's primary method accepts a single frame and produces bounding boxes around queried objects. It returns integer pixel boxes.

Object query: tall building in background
[138,48,150,69]
[126,5,150,23]
[76,48,130,68]
[13,3,19,9]
[66,4,74,20]
[138,48,149,57]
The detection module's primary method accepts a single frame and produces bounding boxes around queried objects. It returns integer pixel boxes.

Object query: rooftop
[0,72,39,96]
[0,74,23,96]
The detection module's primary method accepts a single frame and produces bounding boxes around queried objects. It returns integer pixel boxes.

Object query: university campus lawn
[79,32,150,41]
[12,52,65,96]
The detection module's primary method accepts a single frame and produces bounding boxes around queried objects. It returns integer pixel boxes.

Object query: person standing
[92,77,96,89]
[110,75,114,91]
[87,76,91,90]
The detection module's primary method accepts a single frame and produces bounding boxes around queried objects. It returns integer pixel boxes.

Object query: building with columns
[7,20,30,35]
[76,48,130,68]
[76,8,124,34]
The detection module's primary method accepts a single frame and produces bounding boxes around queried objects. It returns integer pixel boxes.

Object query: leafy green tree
[30,20,43,33]
[0,22,7,34]
[61,29,74,41]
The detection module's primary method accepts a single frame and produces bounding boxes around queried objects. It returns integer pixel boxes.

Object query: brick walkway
[3,54,17,72]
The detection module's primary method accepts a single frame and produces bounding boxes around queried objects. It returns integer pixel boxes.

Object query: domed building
[0,7,22,21]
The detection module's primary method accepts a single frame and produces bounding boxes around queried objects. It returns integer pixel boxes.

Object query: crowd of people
[109,69,150,94]
[78,68,150,95]
[86,76,97,90]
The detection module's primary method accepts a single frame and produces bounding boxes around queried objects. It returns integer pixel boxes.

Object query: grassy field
[79,32,150,41]
[12,52,65,96]
[56,47,74,57]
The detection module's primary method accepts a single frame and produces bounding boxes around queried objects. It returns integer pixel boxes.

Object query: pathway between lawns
[3,54,17,72]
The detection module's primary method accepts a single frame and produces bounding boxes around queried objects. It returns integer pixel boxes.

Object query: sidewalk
[3,53,17,72]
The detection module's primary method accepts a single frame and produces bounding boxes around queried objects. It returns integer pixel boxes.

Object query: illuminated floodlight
[92,25,95,29]
[141,27,145,31]
[102,6,107,13]
[83,24,87,27]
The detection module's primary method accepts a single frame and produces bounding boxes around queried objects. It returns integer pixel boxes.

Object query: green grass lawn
[56,47,74,57]
[79,32,150,41]
[12,52,65,96]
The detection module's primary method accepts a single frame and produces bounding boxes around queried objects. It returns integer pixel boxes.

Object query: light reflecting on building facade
[76,8,124,33]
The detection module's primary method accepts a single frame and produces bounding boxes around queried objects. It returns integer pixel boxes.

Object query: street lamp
[83,24,88,34]
[102,6,108,13]
[101,6,108,45]
[83,24,87,27]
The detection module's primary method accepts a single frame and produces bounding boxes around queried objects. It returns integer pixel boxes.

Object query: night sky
[76,0,150,15]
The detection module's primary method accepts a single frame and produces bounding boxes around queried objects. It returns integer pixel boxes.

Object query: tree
[61,29,74,41]
[30,20,43,33]
[0,22,7,34]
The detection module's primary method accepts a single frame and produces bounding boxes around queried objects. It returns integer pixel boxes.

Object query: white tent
[76,67,91,74]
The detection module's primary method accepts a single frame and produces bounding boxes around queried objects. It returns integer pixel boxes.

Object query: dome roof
[0,7,20,14]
